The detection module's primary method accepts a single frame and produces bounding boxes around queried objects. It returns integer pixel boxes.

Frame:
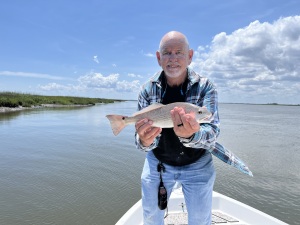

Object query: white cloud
[78,73,119,88]
[39,83,73,91]
[78,72,141,92]
[144,53,155,57]
[0,71,67,80]
[38,72,141,94]
[140,49,156,58]
[191,15,300,103]
[93,55,99,64]
[116,80,140,92]
[128,73,143,78]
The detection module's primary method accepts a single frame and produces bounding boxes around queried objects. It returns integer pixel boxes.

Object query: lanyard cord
[158,162,165,182]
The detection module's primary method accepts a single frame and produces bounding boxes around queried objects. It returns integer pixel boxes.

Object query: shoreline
[1,101,299,114]
[0,104,94,113]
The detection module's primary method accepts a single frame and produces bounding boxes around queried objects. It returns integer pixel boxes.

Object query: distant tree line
[0,92,122,108]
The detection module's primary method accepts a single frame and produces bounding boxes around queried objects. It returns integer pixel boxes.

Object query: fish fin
[106,115,127,136]
[132,103,164,116]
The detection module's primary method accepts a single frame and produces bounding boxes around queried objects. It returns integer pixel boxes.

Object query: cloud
[78,73,119,88]
[78,73,141,92]
[140,49,156,58]
[39,83,73,91]
[116,80,141,92]
[128,73,143,78]
[38,72,141,94]
[0,71,68,80]
[190,15,300,103]
[144,53,155,57]
[93,55,99,64]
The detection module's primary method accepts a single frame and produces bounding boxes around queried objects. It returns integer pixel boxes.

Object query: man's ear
[188,49,194,64]
[156,51,162,66]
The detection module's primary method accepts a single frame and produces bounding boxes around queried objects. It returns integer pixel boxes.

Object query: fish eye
[198,110,202,114]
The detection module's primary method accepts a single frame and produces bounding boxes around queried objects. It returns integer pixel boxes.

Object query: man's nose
[169,53,178,60]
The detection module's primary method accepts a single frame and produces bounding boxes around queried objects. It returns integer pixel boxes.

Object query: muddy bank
[0,104,94,113]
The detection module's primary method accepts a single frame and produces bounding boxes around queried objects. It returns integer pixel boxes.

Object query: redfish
[106,102,212,136]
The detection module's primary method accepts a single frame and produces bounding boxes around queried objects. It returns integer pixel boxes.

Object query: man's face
[156,38,193,79]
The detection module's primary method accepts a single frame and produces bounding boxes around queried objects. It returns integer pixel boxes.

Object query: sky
[1,0,300,104]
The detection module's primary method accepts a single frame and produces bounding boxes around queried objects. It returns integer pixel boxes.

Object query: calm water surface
[0,102,299,225]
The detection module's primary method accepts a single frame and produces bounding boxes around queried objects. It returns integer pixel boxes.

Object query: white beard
[164,65,183,78]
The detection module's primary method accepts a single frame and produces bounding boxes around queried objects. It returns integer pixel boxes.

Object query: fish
[106,102,212,136]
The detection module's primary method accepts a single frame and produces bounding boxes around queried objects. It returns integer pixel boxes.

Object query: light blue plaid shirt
[135,68,253,176]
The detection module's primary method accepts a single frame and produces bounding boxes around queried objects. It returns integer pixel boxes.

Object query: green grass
[0,92,122,108]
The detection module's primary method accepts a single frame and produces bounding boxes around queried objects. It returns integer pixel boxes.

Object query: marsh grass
[0,92,121,108]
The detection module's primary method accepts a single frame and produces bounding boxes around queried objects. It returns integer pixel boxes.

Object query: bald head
[159,31,190,51]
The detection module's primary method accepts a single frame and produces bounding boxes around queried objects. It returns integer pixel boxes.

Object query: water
[0,102,299,225]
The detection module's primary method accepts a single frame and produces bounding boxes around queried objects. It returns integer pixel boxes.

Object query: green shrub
[0,92,120,108]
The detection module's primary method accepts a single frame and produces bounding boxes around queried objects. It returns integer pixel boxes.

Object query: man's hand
[171,107,200,139]
[135,119,162,147]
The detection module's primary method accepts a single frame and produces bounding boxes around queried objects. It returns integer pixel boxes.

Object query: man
[135,31,220,225]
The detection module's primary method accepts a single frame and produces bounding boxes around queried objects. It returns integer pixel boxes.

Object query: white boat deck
[116,187,289,225]
[164,211,245,225]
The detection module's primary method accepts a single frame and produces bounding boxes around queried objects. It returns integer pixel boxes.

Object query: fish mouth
[203,114,213,122]
[197,113,213,123]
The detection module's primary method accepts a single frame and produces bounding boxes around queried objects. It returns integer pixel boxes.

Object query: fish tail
[106,115,127,136]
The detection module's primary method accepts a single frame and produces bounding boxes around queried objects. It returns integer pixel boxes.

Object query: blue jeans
[141,150,215,225]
